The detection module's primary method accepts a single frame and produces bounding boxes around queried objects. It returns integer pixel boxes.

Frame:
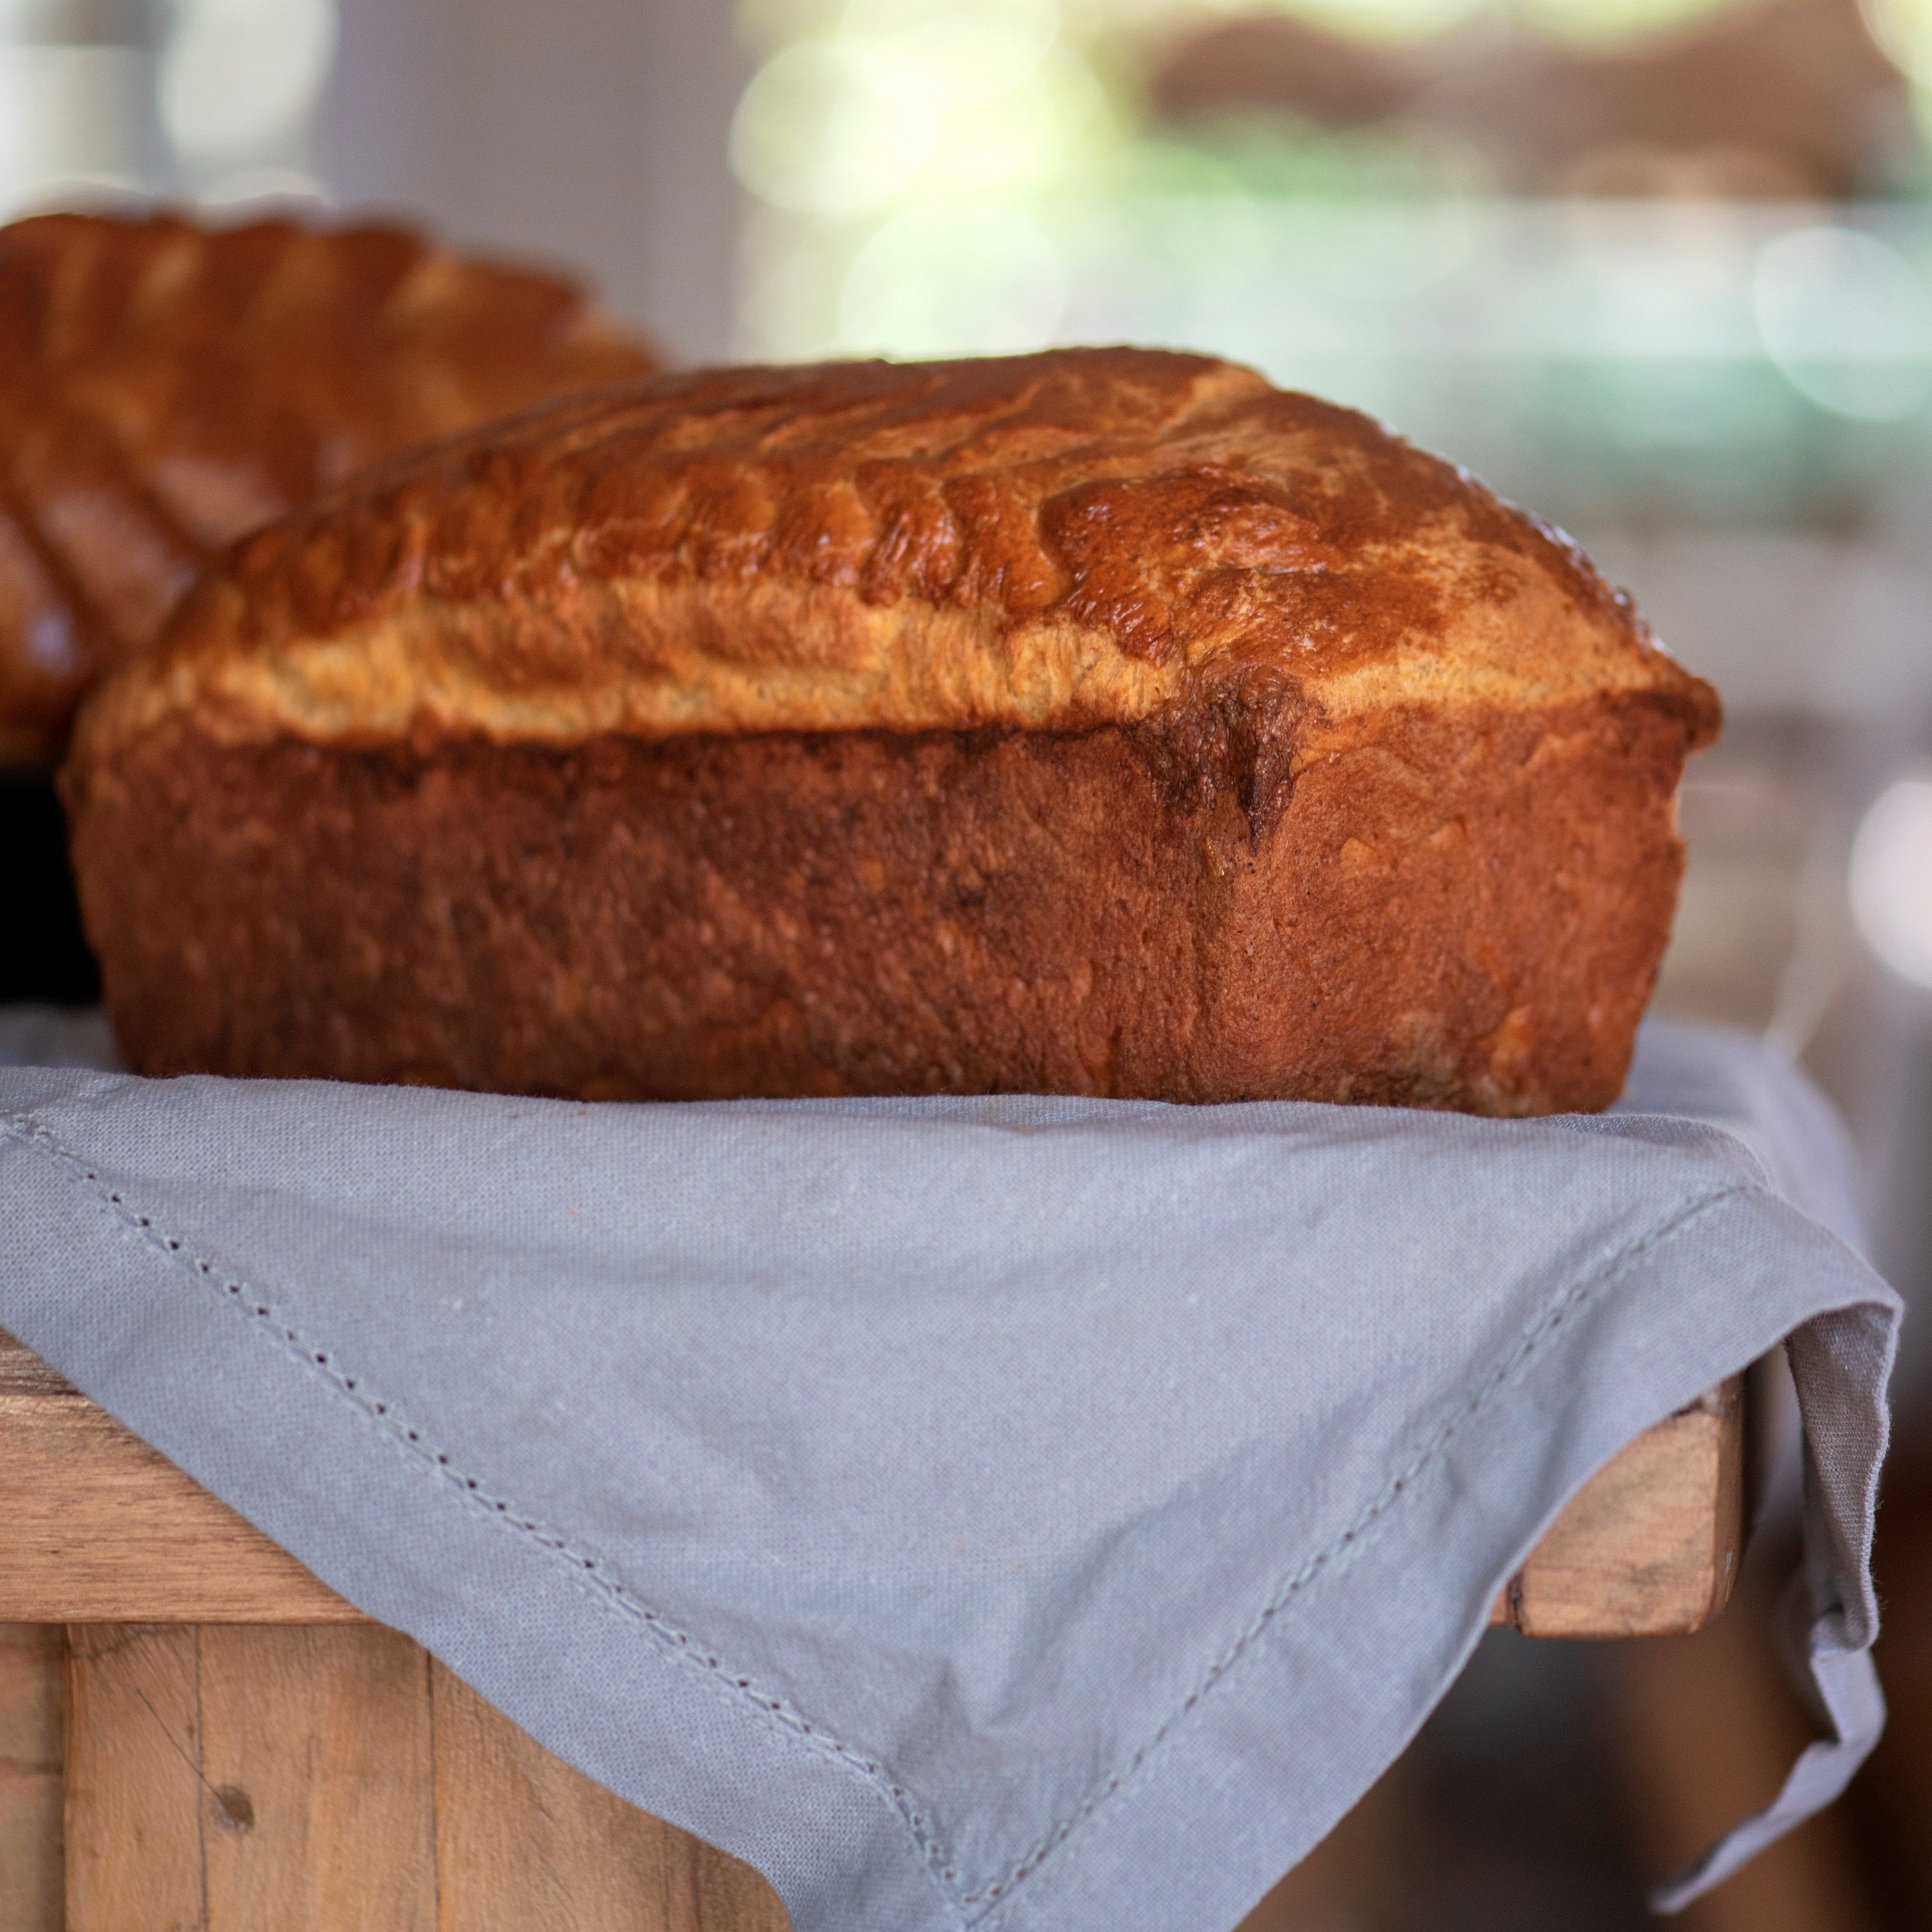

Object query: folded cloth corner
[0,1015,1900,1932]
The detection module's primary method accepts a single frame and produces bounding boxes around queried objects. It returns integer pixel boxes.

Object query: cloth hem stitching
[0,1099,1752,1921]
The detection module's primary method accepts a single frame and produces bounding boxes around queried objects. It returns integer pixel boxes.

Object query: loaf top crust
[77,347,1721,762]
[1,209,655,763]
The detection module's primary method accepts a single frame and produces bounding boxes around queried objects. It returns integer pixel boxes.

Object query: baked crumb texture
[67,348,1721,1112]
[0,209,655,764]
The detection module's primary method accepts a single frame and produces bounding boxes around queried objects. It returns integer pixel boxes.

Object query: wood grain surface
[0,1390,363,1623]
[64,1624,438,1932]
[58,1624,786,1931]
[63,1625,205,1932]
[0,1623,62,1932]
[0,1335,72,1397]
[199,1626,437,1931]
[1492,1377,1745,1638]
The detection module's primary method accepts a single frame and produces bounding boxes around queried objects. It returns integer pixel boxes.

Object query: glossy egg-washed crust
[68,348,1721,1111]
[0,209,655,764]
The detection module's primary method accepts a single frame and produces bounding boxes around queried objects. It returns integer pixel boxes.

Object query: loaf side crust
[68,690,1694,1112]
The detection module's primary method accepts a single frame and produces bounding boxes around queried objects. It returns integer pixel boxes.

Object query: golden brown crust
[76,348,1720,762]
[66,692,1692,1112]
[0,209,657,764]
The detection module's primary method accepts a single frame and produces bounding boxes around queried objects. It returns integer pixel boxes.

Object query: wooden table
[0,1328,1743,1929]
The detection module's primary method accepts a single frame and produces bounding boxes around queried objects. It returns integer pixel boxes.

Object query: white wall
[317,0,748,365]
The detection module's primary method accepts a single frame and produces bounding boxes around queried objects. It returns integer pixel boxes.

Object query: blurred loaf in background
[1154,0,1915,199]
[0,209,658,766]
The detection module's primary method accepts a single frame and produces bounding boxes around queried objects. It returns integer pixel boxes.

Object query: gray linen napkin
[0,1016,1899,1932]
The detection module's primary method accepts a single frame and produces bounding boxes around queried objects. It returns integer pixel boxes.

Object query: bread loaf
[0,210,655,764]
[65,348,1719,1111]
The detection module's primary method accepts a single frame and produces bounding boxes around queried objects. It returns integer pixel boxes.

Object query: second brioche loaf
[0,209,657,763]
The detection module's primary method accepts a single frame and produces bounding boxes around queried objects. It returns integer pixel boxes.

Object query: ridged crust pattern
[78,348,1720,762]
[0,209,656,763]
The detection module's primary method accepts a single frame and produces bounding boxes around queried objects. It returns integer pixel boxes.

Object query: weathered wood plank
[199,1625,437,1931]
[1491,1378,1745,1639]
[62,1625,205,1932]
[431,1659,789,1931]
[0,1393,363,1623]
[0,1623,62,1932]
[0,1331,71,1398]
[63,1625,439,1932]
[61,1624,788,1931]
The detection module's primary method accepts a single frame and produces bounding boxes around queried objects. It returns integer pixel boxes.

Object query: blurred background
[5,0,1932,1925]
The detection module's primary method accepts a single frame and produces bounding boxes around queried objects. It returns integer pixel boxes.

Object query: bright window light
[160,0,337,168]
[1515,0,1748,48]
[844,0,1062,91]
[1270,0,1494,42]
[1864,0,1932,85]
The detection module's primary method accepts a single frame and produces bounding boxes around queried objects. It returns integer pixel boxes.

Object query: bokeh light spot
[1852,777,1932,989]
[161,0,337,166]
[730,38,940,216]
[1753,226,1932,421]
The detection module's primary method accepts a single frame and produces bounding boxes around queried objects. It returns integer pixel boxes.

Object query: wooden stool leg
[62,1625,789,1931]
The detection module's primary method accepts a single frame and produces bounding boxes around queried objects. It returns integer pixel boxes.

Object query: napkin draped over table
[0,1017,1900,1932]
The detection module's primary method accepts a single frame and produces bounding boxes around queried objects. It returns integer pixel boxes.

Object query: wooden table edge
[0,1330,1744,1638]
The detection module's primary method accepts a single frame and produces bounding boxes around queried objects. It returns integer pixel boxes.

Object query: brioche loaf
[66,348,1719,1111]
[0,209,656,764]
